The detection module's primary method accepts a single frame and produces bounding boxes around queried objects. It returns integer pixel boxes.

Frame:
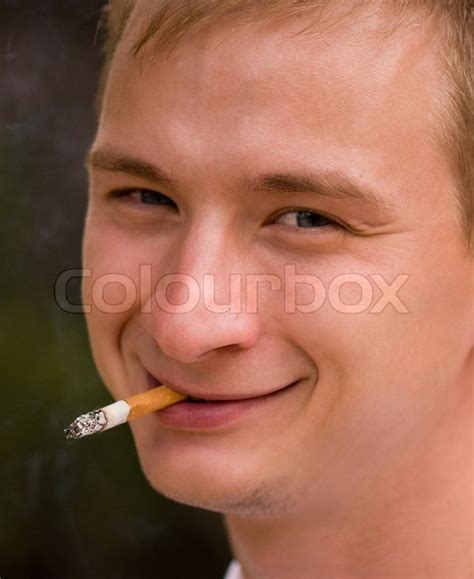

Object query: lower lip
[153,381,300,431]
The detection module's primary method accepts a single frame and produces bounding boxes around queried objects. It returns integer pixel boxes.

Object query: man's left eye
[274,210,337,229]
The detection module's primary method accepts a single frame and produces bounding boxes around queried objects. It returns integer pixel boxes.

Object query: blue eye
[137,190,175,206]
[111,188,178,209]
[274,210,336,229]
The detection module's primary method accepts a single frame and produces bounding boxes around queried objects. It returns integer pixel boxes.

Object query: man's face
[83,6,471,515]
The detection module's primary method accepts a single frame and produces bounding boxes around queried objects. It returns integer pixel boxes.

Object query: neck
[224,371,472,579]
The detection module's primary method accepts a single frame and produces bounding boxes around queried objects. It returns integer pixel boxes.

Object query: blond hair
[97,0,473,244]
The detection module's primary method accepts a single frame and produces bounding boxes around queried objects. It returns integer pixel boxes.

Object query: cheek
[82,224,132,322]
[283,254,468,455]
[82,217,158,309]
[82,221,145,395]
[278,271,418,431]
[83,218,141,278]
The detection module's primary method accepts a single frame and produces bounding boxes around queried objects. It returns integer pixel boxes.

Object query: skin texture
[83,3,473,578]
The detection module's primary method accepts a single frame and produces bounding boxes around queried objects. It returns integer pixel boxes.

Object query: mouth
[143,371,304,431]
[145,371,300,403]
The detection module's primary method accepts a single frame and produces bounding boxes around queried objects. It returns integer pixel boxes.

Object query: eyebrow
[87,146,391,208]
[241,172,389,208]
[86,147,174,188]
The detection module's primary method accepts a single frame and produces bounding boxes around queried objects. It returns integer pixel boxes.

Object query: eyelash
[110,188,178,208]
[109,188,345,233]
[269,207,343,234]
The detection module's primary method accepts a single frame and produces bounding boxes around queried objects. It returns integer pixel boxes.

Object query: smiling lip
[145,371,296,402]
[145,372,301,431]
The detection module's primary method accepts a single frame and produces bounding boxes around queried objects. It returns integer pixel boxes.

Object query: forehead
[97,5,455,217]
[102,6,441,141]
[105,5,439,118]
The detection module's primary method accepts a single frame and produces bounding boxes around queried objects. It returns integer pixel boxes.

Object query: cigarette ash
[64,409,107,440]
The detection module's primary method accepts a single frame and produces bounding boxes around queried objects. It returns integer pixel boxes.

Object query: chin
[146,474,246,514]
[144,465,294,517]
[136,445,252,512]
[127,411,302,516]
[130,429,295,516]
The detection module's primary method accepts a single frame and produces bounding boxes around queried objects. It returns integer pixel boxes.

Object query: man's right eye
[111,188,178,209]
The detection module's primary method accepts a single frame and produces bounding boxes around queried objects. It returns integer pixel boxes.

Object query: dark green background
[0,1,231,577]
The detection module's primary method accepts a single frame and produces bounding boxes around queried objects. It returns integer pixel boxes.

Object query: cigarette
[64,385,187,441]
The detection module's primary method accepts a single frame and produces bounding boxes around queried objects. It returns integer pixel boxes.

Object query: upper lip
[146,371,299,401]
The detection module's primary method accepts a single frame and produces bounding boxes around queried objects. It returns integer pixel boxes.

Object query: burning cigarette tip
[64,409,108,441]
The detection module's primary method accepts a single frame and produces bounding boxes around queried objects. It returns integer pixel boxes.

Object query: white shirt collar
[224,559,244,579]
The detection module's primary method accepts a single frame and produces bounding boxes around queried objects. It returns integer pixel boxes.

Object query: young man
[82,1,473,577]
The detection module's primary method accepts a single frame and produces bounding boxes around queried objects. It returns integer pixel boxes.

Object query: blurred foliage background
[0,1,231,577]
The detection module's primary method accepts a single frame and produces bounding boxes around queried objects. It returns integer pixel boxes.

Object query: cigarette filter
[64,385,187,441]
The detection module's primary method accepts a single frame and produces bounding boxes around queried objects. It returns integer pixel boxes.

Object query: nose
[147,236,262,364]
